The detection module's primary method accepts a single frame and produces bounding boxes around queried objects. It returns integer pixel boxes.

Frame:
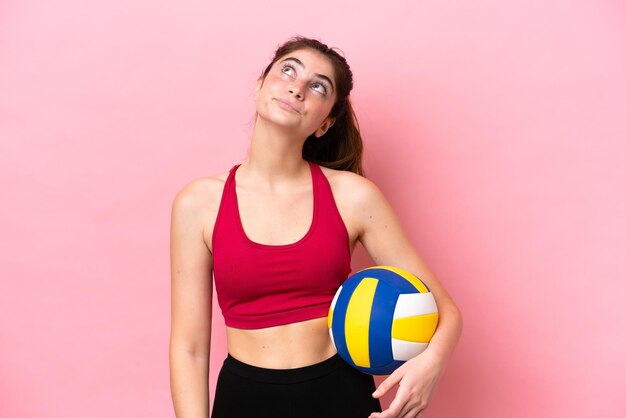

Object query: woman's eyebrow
[279,57,335,92]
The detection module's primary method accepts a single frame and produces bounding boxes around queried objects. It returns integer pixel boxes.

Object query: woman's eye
[281,65,295,77]
[311,83,327,95]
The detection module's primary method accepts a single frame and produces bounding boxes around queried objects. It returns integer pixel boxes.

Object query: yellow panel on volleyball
[344,278,378,368]
[327,285,342,329]
[363,266,429,293]
[327,308,333,329]
[391,313,439,342]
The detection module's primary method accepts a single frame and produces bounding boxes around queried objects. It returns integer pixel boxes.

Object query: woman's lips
[274,98,301,114]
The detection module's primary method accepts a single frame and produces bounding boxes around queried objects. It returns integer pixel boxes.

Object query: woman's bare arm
[339,173,462,418]
[353,177,463,365]
[169,181,214,418]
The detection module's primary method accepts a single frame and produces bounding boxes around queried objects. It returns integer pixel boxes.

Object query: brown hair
[261,36,364,175]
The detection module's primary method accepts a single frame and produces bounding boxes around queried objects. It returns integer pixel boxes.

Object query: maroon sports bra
[211,161,351,329]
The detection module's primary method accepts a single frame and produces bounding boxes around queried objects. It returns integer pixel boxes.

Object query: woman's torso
[199,163,361,368]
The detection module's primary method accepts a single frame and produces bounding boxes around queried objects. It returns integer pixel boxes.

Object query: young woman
[169,36,462,418]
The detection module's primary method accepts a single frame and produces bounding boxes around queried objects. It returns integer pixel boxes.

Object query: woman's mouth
[274,98,302,115]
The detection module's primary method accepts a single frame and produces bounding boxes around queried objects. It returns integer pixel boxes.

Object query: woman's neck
[243,117,310,182]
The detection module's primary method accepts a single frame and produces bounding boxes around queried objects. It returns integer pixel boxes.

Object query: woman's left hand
[368,349,444,418]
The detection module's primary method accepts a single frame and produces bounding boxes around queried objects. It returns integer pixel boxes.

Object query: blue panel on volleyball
[362,267,425,293]
[330,275,361,369]
[370,360,406,376]
[368,281,398,372]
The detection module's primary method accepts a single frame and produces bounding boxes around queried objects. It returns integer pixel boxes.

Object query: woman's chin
[257,113,303,131]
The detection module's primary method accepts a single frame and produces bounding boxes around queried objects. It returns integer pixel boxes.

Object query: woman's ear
[314,117,336,138]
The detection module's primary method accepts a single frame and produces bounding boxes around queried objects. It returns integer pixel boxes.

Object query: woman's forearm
[170,349,210,418]
[425,299,463,365]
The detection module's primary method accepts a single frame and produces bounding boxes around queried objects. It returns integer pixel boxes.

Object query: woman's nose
[288,82,305,100]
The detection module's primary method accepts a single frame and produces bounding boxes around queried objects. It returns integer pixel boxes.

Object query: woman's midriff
[225,316,337,369]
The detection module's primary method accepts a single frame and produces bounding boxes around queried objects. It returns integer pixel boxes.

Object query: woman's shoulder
[318,165,383,204]
[171,169,231,216]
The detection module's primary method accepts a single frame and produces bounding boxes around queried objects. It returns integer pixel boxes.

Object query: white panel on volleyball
[330,285,342,311]
[393,293,438,319]
[392,339,429,361]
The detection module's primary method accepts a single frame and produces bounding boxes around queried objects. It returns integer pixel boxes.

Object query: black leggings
[211,353,382,418]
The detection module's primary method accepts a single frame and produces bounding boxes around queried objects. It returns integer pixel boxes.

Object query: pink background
[1,0,625,417]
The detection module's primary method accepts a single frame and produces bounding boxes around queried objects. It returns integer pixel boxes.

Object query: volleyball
[328,266,439,375]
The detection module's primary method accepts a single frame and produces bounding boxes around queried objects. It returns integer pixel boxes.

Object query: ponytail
[302,98,363,176]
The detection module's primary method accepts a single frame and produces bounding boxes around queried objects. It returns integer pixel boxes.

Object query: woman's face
[254,48,337,138]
